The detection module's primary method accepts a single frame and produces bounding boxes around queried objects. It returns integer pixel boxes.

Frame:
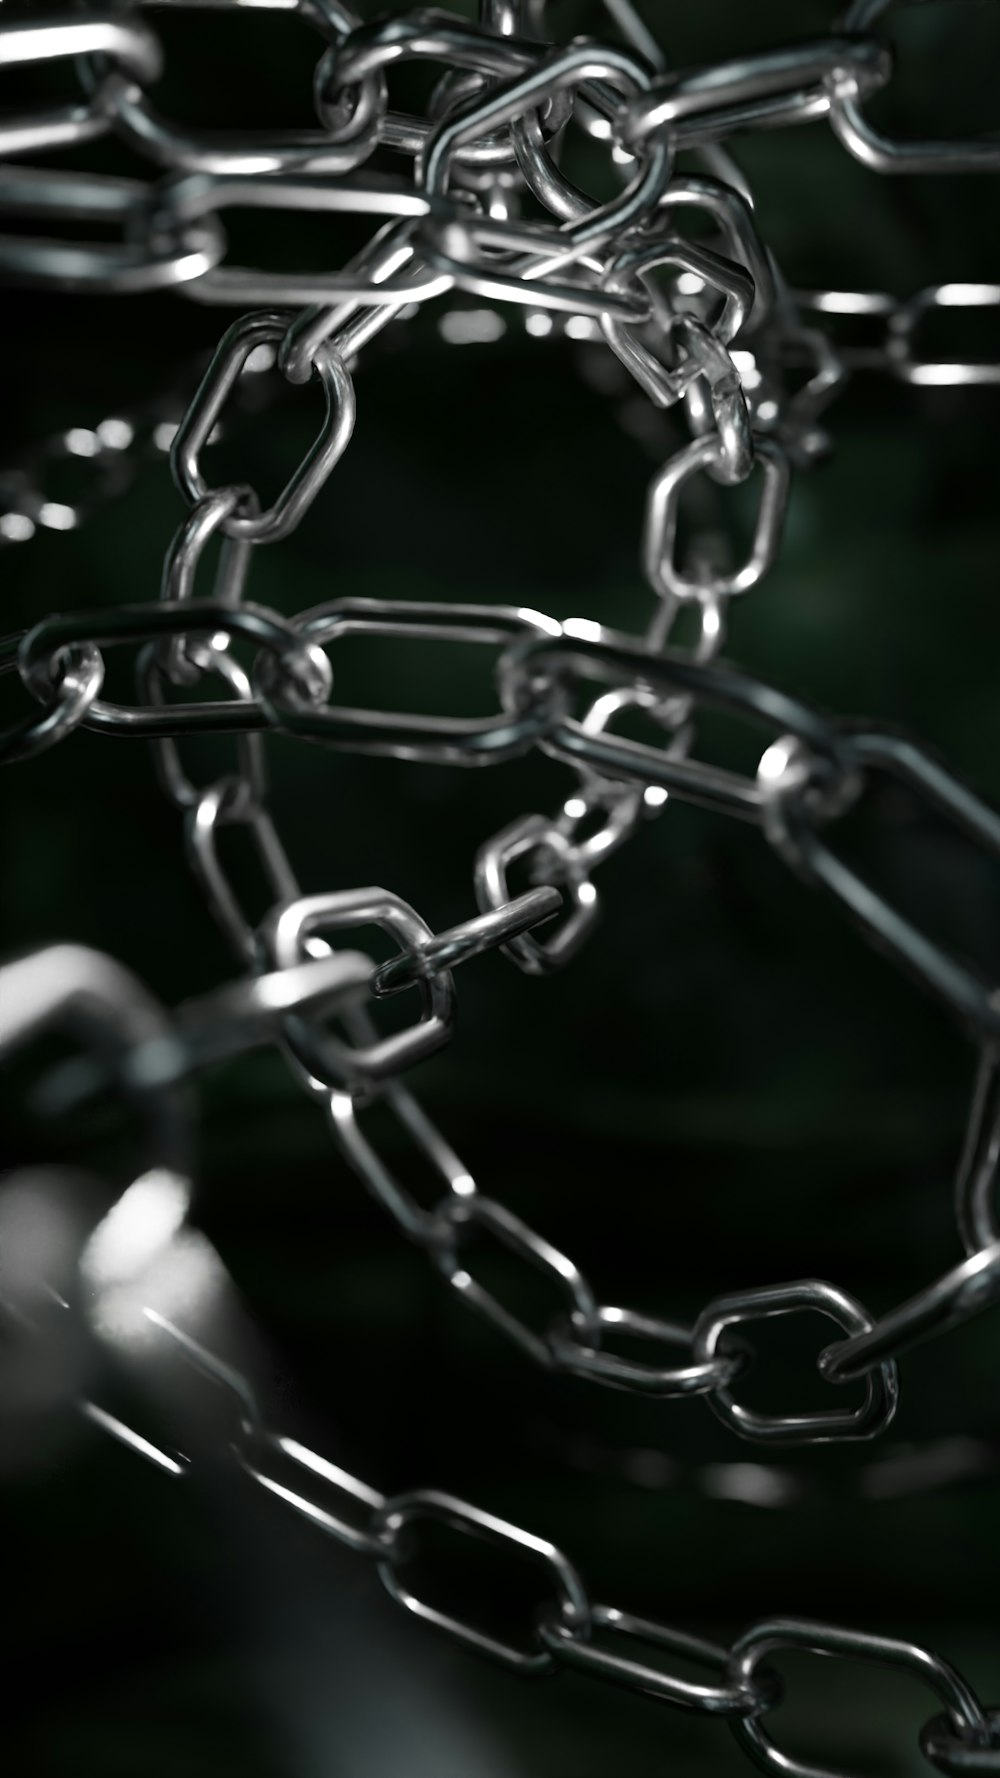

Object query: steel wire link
[3,2,1000,1773]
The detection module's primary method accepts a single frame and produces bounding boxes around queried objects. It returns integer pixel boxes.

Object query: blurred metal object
[761,728,1000,1042]
[818,1242,1000,1384]
[260,597,561,763]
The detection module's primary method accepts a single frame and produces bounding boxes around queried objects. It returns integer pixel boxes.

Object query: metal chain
[55,1301,1000,1775]
[3,1,1000,1772]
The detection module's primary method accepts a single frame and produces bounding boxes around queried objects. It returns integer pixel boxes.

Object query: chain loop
[643,432,789,600]
[77,0,379,177]
[828,0,1000,176]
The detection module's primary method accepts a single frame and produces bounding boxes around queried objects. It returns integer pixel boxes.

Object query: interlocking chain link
[3,2,1000,1773]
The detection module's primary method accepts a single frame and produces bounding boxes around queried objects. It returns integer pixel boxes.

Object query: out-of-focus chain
[53,1298,1000,1776]
[3,2,1000,1773]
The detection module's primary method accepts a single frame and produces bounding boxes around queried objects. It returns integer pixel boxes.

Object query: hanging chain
[3,2,1000,1773]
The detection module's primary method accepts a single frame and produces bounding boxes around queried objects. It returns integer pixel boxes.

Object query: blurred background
[3,1,1000,1772]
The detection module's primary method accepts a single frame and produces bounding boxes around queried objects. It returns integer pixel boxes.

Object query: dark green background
[3,2,1000,1772]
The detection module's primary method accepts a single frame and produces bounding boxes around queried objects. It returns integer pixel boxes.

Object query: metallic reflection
[81,1168,190,1291]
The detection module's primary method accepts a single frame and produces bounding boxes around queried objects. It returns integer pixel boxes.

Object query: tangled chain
[3,3,1000,1773]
